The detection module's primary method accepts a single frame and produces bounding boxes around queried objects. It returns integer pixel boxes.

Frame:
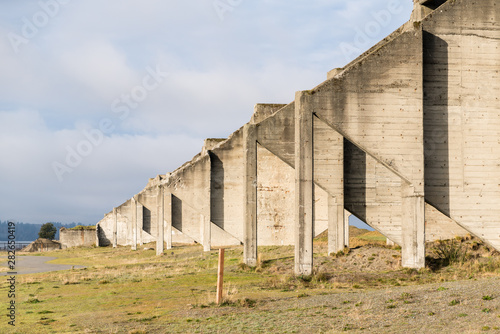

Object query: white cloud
[58,40,136,100]
[0,109,201,224]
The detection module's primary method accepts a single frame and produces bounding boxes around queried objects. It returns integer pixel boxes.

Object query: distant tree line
[0,221,91,241]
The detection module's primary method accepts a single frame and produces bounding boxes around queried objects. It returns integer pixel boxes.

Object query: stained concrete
[59,227,96,249]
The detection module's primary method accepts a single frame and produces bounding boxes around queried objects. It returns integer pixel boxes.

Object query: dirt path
[0,255,85,275]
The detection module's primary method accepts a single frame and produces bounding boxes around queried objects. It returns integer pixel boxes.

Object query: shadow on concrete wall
[424,0,448,10]
[143,207,152,234]
[172,194,183,232]
[424,31,450,216]
[344,139,367,223]
[210,152,225,229]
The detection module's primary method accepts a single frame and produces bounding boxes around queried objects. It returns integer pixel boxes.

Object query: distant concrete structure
[97,0,499,275]
[21,239,61,252]
[59,227,97,249]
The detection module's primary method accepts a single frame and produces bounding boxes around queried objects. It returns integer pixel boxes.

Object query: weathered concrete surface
[312,27,426,267]
[21,239,61,252]
[132,197,137,250]
[314,115,344,255]
[295,91,315,275]
[243,123,257,265]
[156,185,164,255]
[422,0,500,251]
[59,227,96,249]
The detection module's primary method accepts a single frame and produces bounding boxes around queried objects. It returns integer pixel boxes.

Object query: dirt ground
[164,234,500,334]
[177,276,500,333]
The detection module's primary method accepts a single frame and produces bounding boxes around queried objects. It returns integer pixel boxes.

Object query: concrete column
[401,183,425,268]
[344,211,351,248]
[96,223,100,247]
[295,91,314,276]
[137,201,143,245]
[386,238,395,246]
[156,185,164,256]
[328,196,345,255]
[132,197,137,251]
[165,193,172,250]
[112,208,117,248]
[243,123,258,266]
[201,214,211,252]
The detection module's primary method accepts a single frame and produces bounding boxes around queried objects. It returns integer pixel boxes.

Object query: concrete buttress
[243,123,258,266]
[295,91,314,275]
[156,185,164,256]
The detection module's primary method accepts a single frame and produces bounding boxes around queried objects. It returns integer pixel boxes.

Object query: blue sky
[0,0,413,226]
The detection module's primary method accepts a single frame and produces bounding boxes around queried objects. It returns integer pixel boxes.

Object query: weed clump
[433,239,470,265]
[27,298,41,304]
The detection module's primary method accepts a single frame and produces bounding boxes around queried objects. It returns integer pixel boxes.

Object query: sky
[0,0,414,226]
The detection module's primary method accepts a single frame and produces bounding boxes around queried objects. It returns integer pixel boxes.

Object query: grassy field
[1,230,499,333]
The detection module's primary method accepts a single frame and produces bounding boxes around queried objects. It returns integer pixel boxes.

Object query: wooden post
[216,248,225,305]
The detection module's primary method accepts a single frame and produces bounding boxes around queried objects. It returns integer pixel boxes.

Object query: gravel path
[0,255,85,275]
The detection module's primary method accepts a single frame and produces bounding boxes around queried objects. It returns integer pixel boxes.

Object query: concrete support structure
[96,0,500,274]
[344,211,351,248]
[313,115,345,255]
[165,193,172,250]
[137,202,143,245]
[401,183,425,268]
[243,123,258,266]
[132,196,137,251]
[328,196,345,255]
[112,208,117,248]
[96,224,100,247]
[201,214,211,252]
[156,186,164,256]
[294,91,314,275]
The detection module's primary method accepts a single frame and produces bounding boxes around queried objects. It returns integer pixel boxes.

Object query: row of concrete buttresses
[97,0,500,275]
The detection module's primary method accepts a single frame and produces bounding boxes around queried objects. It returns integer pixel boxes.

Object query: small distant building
[59,226,97,249]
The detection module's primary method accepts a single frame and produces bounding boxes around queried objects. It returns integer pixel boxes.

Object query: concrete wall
[256,143,328,246]
[209,128,246,243]
[422,0,500,250]
[60,228,96,248]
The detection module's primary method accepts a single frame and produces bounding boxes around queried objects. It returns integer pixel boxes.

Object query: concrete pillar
[132,197,137,251]
[112,208,117,248]
[344,211,351,248]
[401,183,425,268]
[165,193,172,250]
[201,214,211,252]
[328,196,345,255]
[96,223,100,247]
[295,91,314,276]
[243,123,258,266]
[156,185,164,256]
[137,201,143,245]
[386,238,395,246]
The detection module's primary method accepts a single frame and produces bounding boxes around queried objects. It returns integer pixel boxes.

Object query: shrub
[431,239,470,266]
